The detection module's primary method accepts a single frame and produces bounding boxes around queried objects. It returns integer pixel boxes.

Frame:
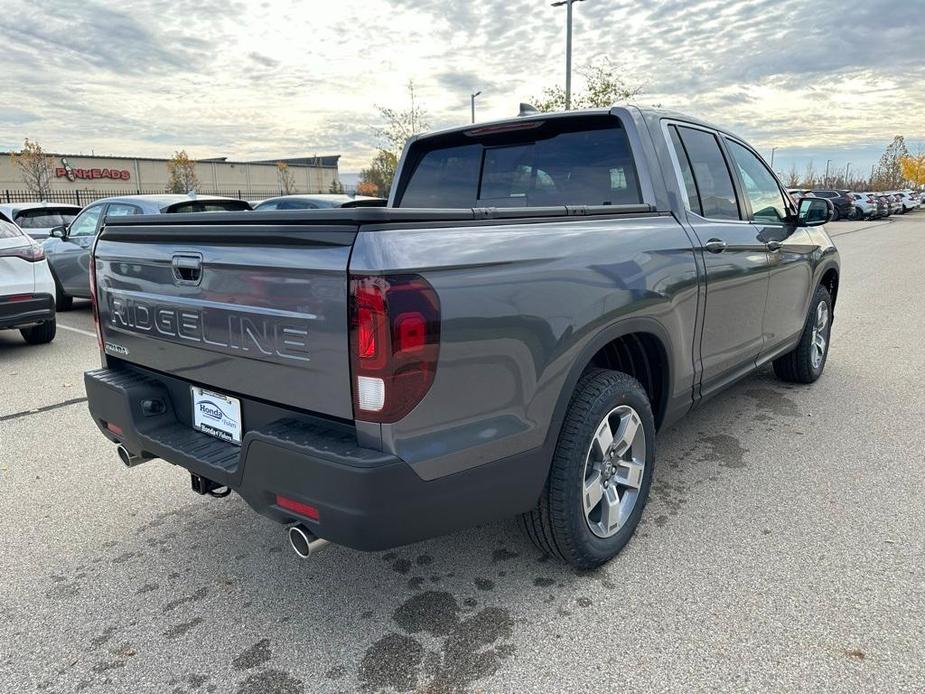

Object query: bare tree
[801,161,817,189]
[276,161,296,194]
[364,81,429,195]
[166,150,199,193]
[12,139,53,198]
[783,164,800,188]
[374,80,430,157]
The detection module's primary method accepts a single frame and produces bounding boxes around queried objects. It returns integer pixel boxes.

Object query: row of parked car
[786,189,922,221]
[0,193,385,345]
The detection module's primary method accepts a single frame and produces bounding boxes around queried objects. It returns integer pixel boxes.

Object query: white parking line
[57,323,97,338]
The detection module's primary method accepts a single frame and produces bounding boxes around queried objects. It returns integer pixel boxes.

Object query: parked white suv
[850,192,880,220]
[0,202,81,241]
[0,218,56,343]
[896,191,921,213]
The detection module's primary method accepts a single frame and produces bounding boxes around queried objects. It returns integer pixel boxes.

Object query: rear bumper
[0,293,54,330]
[84,365,544,551]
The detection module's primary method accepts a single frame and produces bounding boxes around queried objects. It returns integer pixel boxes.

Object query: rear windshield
[14,208,78,228]
[397,116,642,208]
[166,200,251,213]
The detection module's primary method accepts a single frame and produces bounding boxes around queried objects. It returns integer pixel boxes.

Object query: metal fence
[2,187,306,206]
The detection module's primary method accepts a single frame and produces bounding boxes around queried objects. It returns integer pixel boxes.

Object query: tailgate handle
[172,253,203,285]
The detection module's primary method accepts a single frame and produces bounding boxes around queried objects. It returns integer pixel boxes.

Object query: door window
[674,126,740,220]
[668,126,702,216]
[68,205,103,237]
[726,140,789,223]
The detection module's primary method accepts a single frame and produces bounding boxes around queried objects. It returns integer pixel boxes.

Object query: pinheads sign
[55,157,130,182]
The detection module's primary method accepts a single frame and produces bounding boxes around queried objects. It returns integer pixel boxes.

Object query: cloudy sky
[2,0,923,176]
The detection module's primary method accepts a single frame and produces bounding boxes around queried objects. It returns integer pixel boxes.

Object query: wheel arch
[544,318,675,457]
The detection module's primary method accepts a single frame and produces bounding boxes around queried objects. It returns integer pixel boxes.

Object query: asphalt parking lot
[1,215,923,694]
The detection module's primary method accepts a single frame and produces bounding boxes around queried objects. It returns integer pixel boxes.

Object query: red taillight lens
[0,244,44,262]
[349,274,440,423]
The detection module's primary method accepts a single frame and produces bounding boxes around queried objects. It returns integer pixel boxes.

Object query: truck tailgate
[93,220,356,420]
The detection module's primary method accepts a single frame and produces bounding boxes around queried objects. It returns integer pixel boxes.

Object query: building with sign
[0,152,341,202]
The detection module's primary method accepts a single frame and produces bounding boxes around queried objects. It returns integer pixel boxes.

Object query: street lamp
[824,159,832,187]
[770,147,778,168]
[470,90,482,124]
[551,0,587,110]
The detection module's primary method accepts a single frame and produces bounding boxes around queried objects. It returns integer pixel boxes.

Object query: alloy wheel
[581,405,647,538]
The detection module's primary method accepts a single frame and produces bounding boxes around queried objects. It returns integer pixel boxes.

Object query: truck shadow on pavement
[40,366,809,694]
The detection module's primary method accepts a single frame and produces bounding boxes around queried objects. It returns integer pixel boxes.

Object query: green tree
[166,150,199,193]
[531,57,642,112]
[359,149,398,198]
[328,178,344,194]
[871,136,909,190]
[12,138,53,198]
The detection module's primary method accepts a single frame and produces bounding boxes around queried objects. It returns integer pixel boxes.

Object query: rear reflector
[106,421,124,435]
[6,294,33,302]
[275,495,320,521]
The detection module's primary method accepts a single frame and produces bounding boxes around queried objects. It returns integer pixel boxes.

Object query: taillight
[349,274,440,423]
[88,251,103,352]
[0,243,45,262]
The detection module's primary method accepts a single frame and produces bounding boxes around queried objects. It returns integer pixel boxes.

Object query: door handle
[766,240,782,251]
[704,239,727,254]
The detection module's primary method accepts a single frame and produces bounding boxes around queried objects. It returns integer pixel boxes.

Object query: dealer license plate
[191,386,242,445]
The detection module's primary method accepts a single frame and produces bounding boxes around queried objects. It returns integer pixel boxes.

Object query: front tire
[21,319,56,345]
[773,285,832,383]
[520,369,655,569]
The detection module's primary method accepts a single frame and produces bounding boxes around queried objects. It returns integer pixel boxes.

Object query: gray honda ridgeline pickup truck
[85,107,839,568]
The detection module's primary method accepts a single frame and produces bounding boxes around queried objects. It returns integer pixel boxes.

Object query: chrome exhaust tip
[117,444,153,467]
[287,524,330,559]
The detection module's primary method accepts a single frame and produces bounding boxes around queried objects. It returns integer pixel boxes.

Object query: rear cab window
[396,115,643,208]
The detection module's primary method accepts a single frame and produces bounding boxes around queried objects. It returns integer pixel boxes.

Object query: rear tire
[773,285,831,384]
[55,280,73,311]
[21,319,56,345]
[520,369,655,569]
[831,206,841,221]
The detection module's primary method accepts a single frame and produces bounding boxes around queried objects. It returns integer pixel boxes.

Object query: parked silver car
[42,194,251,310]
[0,202,81,241]
[253,194,386,210]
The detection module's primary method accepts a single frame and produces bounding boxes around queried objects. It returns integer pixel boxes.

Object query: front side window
[399,117,643,208]
[726,140,789,223]
[675,126,740,220]
[69,205,103,237]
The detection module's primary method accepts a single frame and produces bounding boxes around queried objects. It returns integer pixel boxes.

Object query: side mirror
[49,225,67,239]
[797,197,832,227]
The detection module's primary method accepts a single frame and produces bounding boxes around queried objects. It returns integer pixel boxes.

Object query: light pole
[845,162,851,185]
[470,90,481,124]
[770,147,778,168]
[551,0,587,110]
[824,159,832,187]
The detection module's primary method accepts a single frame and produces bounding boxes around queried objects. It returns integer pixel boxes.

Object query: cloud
[0,0,922,174]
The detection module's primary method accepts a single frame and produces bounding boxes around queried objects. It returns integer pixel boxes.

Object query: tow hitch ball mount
[190,473,231,498]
